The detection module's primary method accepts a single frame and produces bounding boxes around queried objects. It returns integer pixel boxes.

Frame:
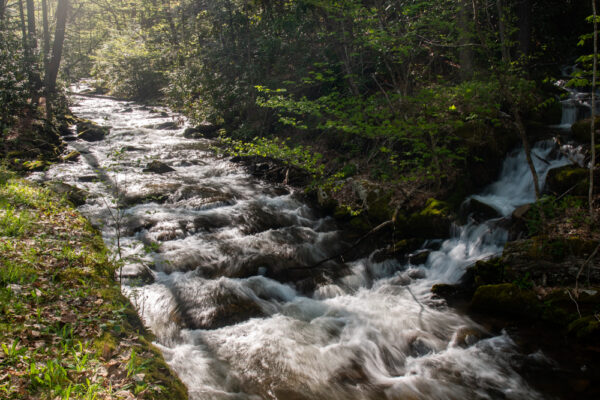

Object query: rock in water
[183,123,220,139]
[461,198,501,223]
[46,182,88,206]
[76,119,109,141]
[143,160,175,174]
[62,151,80,163]
[143,121,179,130]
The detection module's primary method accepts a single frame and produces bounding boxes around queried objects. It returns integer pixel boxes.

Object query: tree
[590,0,597,217]
[45,0,69,119]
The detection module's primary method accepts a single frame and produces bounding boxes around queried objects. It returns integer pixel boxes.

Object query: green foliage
[0,24,28,134]
[219,136,325,176]
[92,33,167,99]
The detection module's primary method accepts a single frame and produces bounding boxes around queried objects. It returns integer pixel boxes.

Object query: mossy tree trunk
[590,0,597,218]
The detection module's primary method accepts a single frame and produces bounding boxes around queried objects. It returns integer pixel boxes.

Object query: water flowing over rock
[30,89,581,400]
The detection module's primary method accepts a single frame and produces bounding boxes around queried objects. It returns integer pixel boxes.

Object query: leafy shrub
[92,33,166,100]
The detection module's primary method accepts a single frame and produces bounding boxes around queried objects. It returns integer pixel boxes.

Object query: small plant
[0,205,31,237]
[1,339,26,365]
[513,272,534,290]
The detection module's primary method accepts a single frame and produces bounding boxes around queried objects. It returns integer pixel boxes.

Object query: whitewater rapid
[31,89,579,400]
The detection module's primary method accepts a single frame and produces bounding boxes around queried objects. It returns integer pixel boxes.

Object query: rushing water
[32,89,579,399]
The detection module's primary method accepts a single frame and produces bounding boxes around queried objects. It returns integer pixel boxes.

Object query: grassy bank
[0,169,187,399]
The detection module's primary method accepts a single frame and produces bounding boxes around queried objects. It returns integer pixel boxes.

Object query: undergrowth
[0,168,187,399]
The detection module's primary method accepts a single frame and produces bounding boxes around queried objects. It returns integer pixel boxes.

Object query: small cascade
[555,65,600,129]
[32,89,581,400]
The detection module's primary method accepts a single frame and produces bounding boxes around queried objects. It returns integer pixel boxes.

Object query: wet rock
[78,175,98,183]
[230,155,312,187]
[121,182,181,206]
[409,250,430,265]
[173,280,265,330]
[461,198,501,223]
[46,181,88,206]
[121,145,143,152]
[431,283,463,299]
[408,337,434,357]
[62,151,80,163]
[121,107,133,113]
[76,119,110,141]
[571,116,600,143]
[371,239,422,263]
[395,198,452,240]
[58,124,73,137]
[183,123,220,139]
[143,160,175,174]
[450,327,488,348]
[144,121,179,130]
[512,204,531,220]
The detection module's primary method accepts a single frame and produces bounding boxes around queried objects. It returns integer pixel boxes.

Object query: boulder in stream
[461,198,501,223]
[76,119,110,142]
[46,181,88,206]
[143,160,175,174]
[144,121,179,130]
[183,123,221,139]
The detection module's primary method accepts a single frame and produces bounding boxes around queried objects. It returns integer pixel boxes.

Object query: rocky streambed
[31,88,598,400]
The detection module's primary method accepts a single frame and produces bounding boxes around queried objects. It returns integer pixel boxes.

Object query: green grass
[0,168,187,399]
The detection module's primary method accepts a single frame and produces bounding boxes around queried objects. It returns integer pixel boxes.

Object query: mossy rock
[524,236,598,262]
[571,116,600,143]
[76,119,110,142]
[366,190,393,223]
[540,290,581,326]
[63,150,81,163]
[471,283,541,318]
[348,214,371,233]
[545,165,589,196]
[468,258,511,288]
[401,198,452,239]
[46,181,88,206]
[568,316,600,343]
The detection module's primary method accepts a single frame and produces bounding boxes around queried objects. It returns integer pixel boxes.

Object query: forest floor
[0,168,187,399]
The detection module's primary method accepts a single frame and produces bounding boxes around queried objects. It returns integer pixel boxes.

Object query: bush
[91,33,167,100]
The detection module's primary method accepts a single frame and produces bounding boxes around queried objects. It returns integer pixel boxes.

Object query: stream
[32,88,580,400]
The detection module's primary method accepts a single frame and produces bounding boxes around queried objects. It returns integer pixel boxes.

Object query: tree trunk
[590,0,597,217]
[0,0,7,21]
[45,0,69,119]
[517,0,531,57]
[458,0,474,79]
[496,0,510,63]
[42,0,50,72]
[512,104,541,198]
[26,0,36,49]
[18,0,28,52]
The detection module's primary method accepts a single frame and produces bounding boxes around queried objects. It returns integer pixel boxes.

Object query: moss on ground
[0,169,187,399]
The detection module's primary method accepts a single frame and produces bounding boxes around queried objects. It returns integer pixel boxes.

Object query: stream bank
[0,169,187,399]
